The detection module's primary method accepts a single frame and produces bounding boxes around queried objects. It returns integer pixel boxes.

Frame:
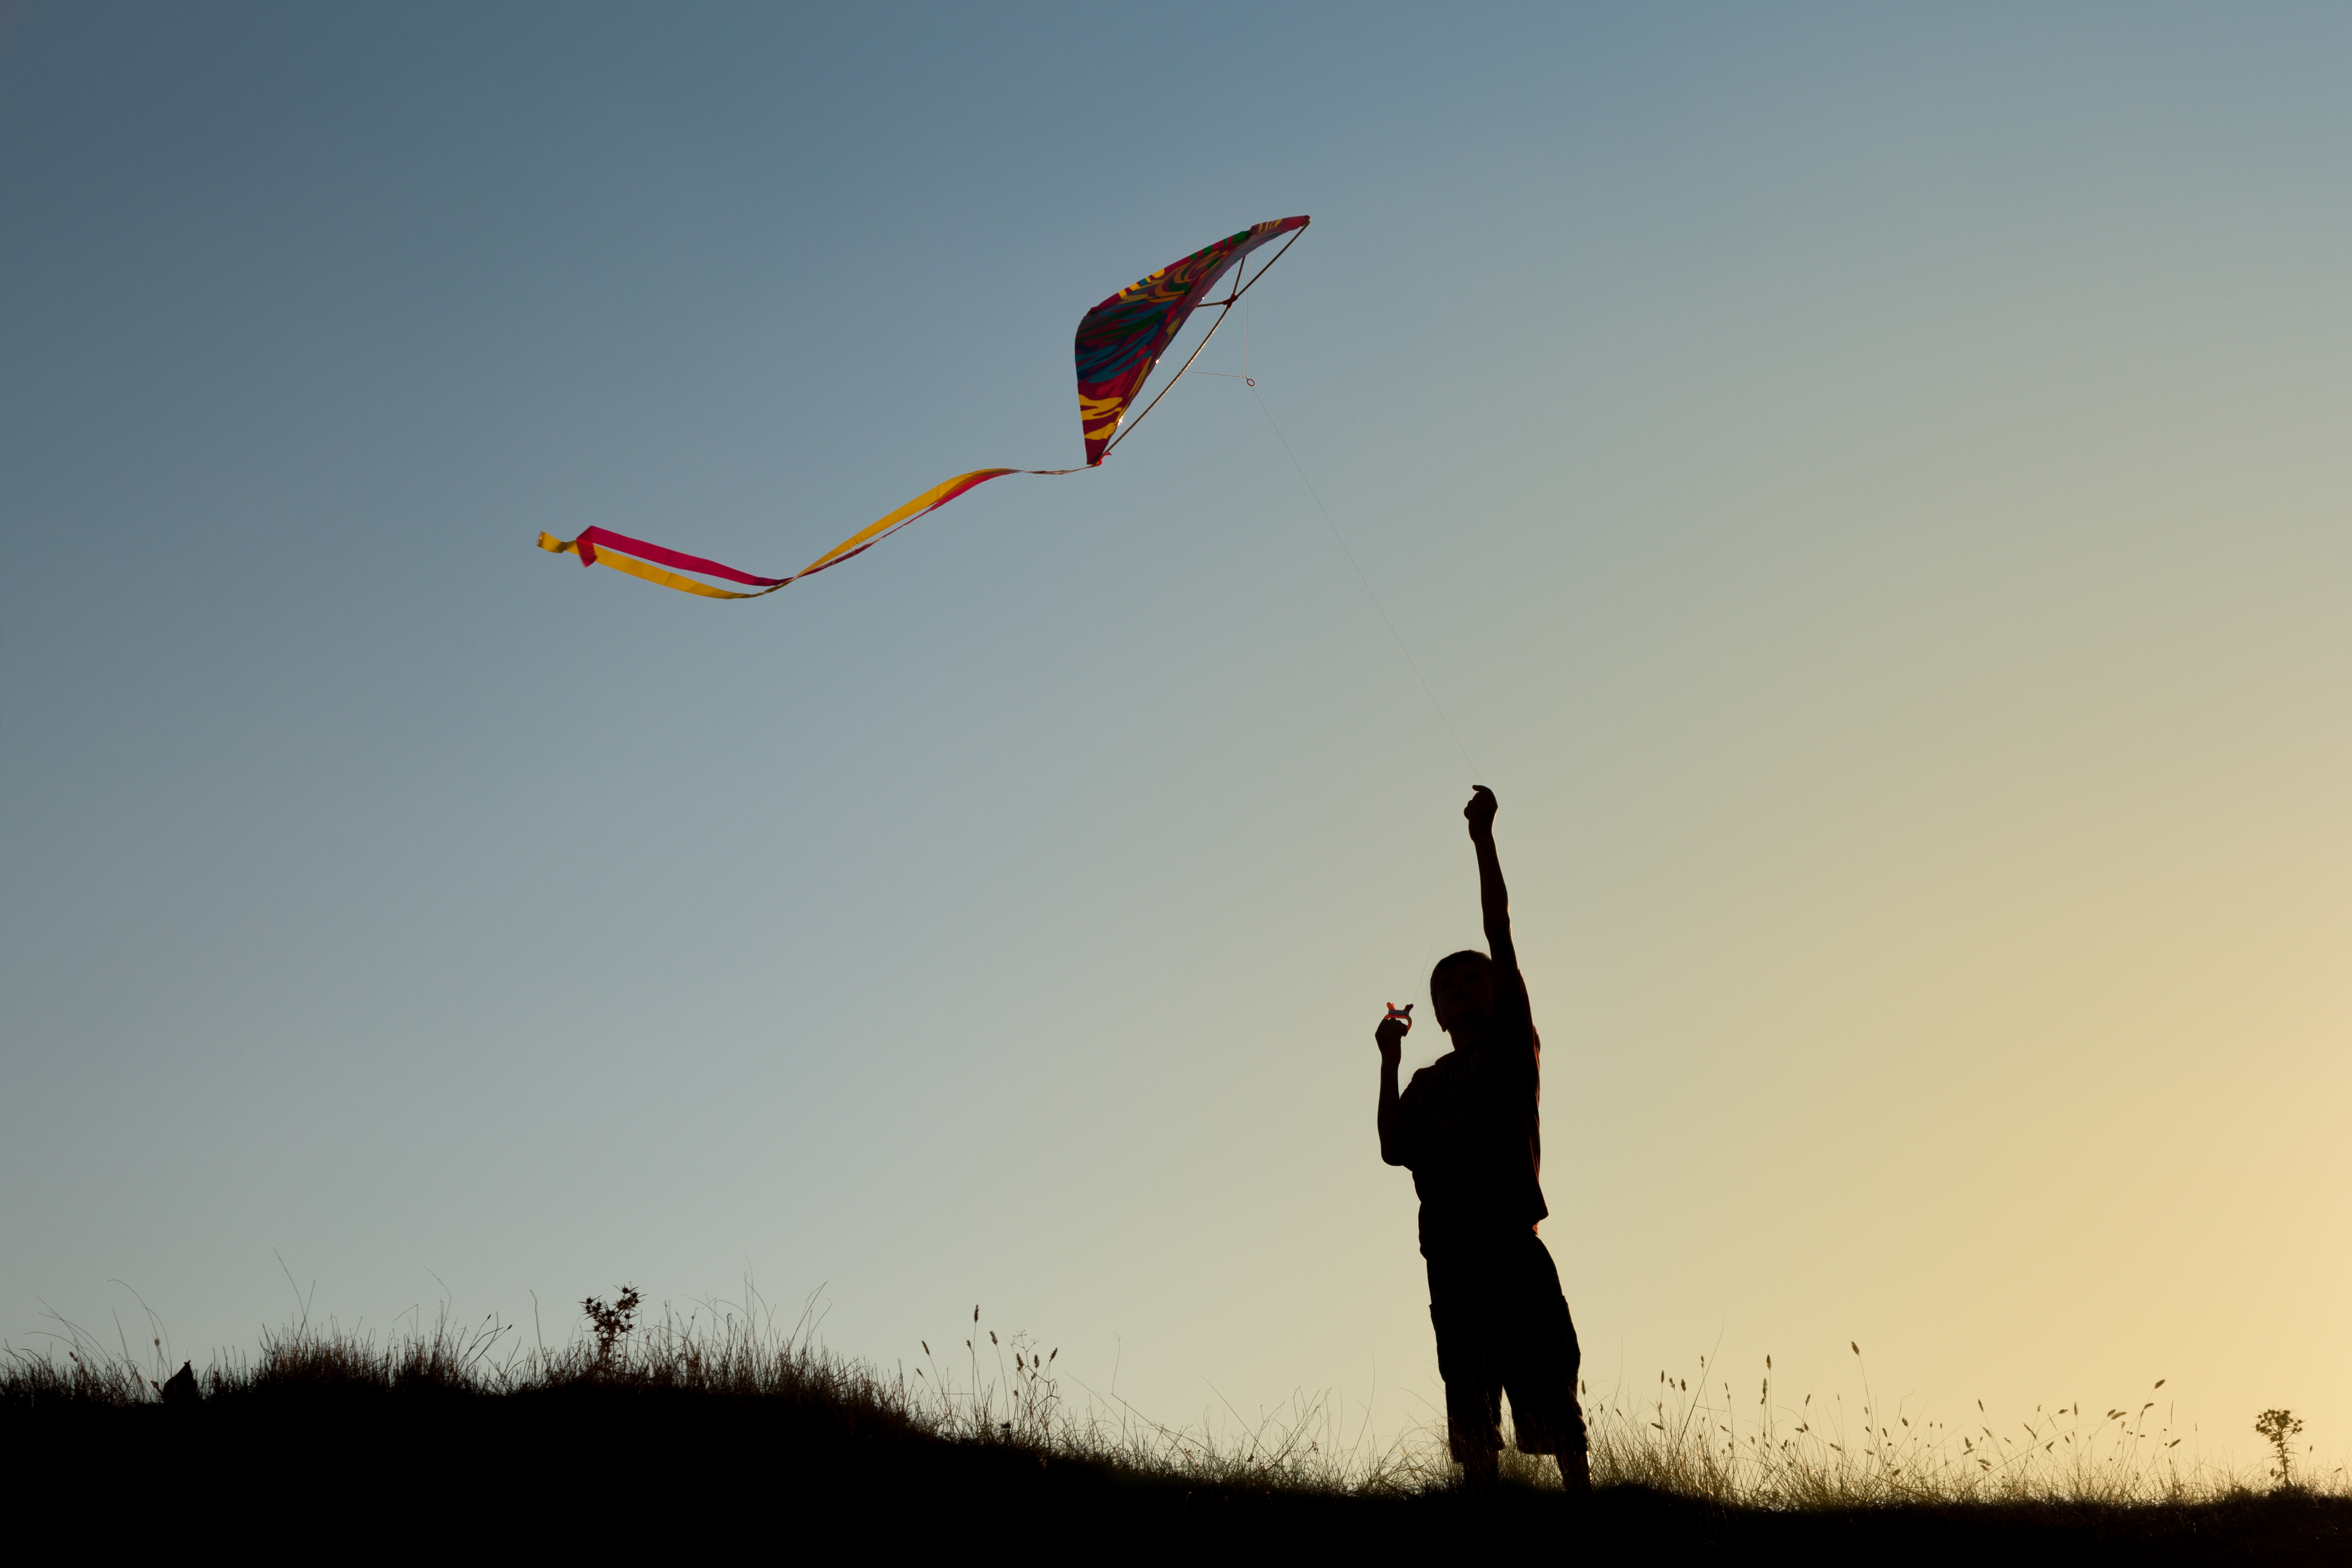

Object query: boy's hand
[1464,785,1498,839]
[1375,1003,1413,1058]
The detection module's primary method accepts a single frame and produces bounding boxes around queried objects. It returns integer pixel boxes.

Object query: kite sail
[1075,214,1309,465]
[537,216,1310,600]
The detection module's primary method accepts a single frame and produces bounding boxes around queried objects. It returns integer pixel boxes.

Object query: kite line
[537,216,1310,600]
[1246,384,1482,781]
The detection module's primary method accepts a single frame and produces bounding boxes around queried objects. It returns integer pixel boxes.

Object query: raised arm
[1465,786,1515,973]
[1466,787,1536,1058]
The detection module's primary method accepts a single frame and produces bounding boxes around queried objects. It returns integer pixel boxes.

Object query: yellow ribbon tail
[537,465,1073,601]
[589,551,774,599]
[794,469,1019,577]
[536,530,774,599]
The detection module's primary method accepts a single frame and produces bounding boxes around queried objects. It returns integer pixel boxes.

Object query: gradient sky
[4,3,2345,1473]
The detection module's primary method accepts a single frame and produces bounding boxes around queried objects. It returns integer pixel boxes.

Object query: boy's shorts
[1426,1229,1586,1461]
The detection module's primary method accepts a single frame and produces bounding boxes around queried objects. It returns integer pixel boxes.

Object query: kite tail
[537,465,1079,600]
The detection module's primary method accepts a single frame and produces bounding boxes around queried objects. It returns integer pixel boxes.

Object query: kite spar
[537,216,1309,600]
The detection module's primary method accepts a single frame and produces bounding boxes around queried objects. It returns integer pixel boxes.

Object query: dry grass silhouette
[1569,1341,2347,1506]
[2,1285,1421,1496]
[6,1291,2339,1513]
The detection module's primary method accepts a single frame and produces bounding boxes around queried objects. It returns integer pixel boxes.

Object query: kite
[537,215,1311,600]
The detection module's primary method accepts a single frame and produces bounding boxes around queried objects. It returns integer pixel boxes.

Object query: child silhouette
[1374,786,1589,1492]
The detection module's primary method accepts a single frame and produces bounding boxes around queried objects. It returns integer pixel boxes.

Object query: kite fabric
[537,215,1310,601]
[1074,214,1309,465]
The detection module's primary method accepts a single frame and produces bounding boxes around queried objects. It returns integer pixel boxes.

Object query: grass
[1574,1341,2344,1508]
[5,1290,2344,1559]
[5,1287,1425,1497]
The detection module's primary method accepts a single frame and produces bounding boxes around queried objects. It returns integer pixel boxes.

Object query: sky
[3,2,2346,1475]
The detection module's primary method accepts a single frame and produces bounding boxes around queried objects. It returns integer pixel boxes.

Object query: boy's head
[1429,949,1494,1037]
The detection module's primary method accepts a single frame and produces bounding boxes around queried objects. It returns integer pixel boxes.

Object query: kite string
[1248,385,1482,782]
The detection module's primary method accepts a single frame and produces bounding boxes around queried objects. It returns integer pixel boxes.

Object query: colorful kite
[538,215,1310,600]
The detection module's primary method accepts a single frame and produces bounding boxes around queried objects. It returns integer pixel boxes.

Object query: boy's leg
[1449,1370,1505,1491]
[1428,1254,1506,1487]
[1553,1394,1591,1494]
[1498,1233,1590,1491]
[1551,1300,1591,1493]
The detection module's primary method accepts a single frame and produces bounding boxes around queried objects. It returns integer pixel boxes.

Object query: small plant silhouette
[582,1285,641,1370]
[2254,1408,2304,1489]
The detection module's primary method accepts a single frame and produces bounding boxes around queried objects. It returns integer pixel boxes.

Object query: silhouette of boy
[1375,785,1590,1492]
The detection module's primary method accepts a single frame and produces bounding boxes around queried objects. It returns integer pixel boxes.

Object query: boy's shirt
[1393,967,1545,1255]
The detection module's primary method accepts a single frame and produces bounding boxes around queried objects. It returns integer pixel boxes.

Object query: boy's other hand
[1464,785,1499,839]
[1376,1003,1413,1057]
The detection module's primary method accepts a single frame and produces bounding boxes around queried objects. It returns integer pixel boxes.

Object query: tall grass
[6,1297,2338,1508]
[1,1289,1423,1496]
[1573,1343,2346,1506]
